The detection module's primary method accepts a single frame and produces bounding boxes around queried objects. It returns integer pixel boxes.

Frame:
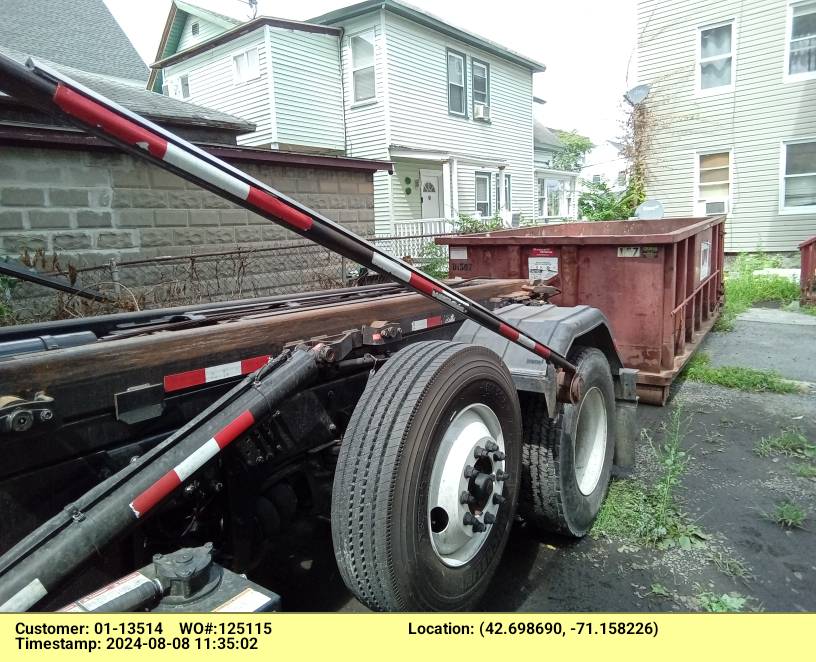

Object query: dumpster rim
[434,215,726,247]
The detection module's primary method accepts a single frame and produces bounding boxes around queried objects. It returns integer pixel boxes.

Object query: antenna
[624,84,651,106]
[236,0,259,19]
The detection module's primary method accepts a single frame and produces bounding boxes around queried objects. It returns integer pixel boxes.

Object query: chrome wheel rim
[574,386,607,496]
[427,403,505,567]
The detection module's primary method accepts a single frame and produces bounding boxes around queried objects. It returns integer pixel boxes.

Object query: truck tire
[520,346,615,537]
[331,341,522,611]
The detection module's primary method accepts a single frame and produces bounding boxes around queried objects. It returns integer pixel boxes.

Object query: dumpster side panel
[801,236,816,306]
[574,245,667,373]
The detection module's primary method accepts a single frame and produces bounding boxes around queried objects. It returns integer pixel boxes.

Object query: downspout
[337,27,348,155]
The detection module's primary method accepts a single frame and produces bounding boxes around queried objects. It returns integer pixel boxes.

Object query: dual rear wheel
[331,341,615,611]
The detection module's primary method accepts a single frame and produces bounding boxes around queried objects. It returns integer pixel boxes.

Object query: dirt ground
[255,306,816,612]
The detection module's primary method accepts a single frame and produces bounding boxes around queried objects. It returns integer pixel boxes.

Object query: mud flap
[613,367,639,477]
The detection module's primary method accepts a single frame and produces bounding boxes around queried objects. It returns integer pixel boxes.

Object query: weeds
[697,591,748,612]
[715,253,800,332]
[417,243,449,280]
[683,353,799,394]
[794,463,816,478]
[708,550,751,580]
[592,410,706,549]
[768,500,807,529]
[754,428,816,459]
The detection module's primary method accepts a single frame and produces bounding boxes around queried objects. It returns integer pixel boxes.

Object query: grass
[801,305,816,317]
[697,591,748,612]
[753,428,816,459]
[794,463,816,478]
[592,410,706,549]
[683,352,800,394]
[768,500,807,529]
[715,253,800,332]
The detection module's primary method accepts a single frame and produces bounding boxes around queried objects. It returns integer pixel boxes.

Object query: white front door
[420,171,442,218]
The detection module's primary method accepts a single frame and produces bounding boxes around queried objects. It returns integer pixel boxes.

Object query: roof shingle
[0,0,148,82]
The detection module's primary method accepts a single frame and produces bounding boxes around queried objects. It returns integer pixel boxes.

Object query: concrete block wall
[0,146,376,267]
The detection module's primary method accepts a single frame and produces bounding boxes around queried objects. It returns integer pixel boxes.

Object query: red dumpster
[437,216,726,405]
[800,235,816,306]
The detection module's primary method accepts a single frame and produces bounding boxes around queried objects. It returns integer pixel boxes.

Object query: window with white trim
[696,151,730,214]
[475,172,491,216]
[537,178,546,217]
[698,22,733,91]
[447,50,466,115]
[472,59,489,117]
[351,30,375,103]
[546,179,564,217]
[504,174,512,210]
[782,140,816,210]
[232,47,260,84]
[164,74,190,100]
[789,2,816,77]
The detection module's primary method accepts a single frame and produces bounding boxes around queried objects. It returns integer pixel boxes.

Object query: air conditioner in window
[704,200,728,215]
[473,103,490,121]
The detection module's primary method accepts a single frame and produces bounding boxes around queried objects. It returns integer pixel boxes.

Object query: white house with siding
[149,2,346,154]
[309,0,544,235]
[533,121,580,220]
[149,0,546,236]
[637,0,816,252]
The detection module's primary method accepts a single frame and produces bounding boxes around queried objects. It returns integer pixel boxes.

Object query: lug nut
[474,446,491,459]
[495,470,510,482]
[493,494,506,505]
[464,465,477,479]
[460,491,475,504]
[484,512,496,525]
[493,451,506,461]
[485,441,499,452]
[463,512,486,532]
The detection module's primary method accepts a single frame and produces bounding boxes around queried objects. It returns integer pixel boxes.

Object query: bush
[578,179,639,221]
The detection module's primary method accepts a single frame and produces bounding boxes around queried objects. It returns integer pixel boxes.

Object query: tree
[552,130,594,172]
[578,179,640,221]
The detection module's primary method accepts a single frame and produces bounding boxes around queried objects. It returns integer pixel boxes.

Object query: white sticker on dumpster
[449,247,468,260]
[700,240,711,279]
[617,247,641,258]
[528,256,558,280]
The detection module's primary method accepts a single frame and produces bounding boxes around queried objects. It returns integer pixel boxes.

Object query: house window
[537,179,546,216]
[617,170,627,187]
[782,140,816,210]
[698,22,733,91]
[789,2,816,77]
[351,30,375,103]
[447,50,466,116]
[233,47,260,84]
[191,22,199,37]
[592,174,601,184]
[472,59,489,117]
[546,179,564,217]
[475,172,491,216]
[697,151,730,214]
[504,174,512,210]
[165,74,190,100]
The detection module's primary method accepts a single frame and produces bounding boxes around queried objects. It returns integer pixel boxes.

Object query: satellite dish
[624,84,651,106]
[635,199,664,220]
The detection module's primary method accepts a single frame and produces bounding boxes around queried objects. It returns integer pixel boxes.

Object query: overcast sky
[104,0,637,145]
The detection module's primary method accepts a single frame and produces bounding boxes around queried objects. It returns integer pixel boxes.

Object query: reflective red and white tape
[129,410,255,518]
[163,355,270,393]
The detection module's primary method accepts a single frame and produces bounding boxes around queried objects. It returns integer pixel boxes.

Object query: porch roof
[390,144,508,167]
